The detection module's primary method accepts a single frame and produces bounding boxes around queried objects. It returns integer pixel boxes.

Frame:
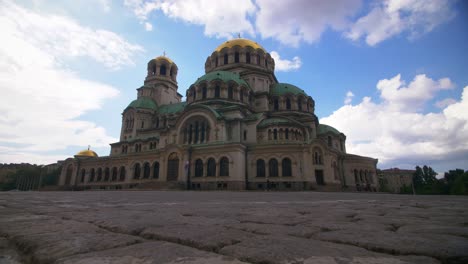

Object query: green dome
[271,83,307,96]
[127,97,158,110]
[193,71,249,88]
[317,124,341,135]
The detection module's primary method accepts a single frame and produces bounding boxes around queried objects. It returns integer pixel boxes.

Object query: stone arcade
[59,38,378,191]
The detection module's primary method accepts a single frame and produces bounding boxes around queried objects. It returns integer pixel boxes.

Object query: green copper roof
[257,117,295,128]
[317,124,341,135]
[158,102,187,114]
[271,83,306,96]
[193,71,249,87]
[127,97,158,110]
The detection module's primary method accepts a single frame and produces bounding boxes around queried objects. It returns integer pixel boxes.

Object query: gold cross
[237,33,241,38]
[163,51,166,56]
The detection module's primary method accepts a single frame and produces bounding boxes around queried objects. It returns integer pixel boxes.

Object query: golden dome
[155,55,174,64]
[75,149,98,158]
[215,38,266,52]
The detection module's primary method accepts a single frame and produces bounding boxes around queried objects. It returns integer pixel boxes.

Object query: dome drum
[146,56,178,83]
[205,39,275,73]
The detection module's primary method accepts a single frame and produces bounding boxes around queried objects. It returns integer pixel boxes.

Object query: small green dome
[271,83,307,96]
[193,71,249,88]
[127,97,158,110]
[317,124,341,135]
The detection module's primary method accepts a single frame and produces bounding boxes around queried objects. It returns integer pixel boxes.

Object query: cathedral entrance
[315,170,325,185]
[167,152,179,181]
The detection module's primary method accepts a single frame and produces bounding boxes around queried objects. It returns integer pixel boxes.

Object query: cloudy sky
[0,0,467,174]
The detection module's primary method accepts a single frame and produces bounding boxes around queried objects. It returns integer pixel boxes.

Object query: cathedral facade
[59,39,378,191]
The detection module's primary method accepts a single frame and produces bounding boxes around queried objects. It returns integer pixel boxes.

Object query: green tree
[450,171,468,195]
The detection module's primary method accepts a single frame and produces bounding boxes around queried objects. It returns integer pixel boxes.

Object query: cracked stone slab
[0,215,143,263]
[219,234,439,264]
[55,241,248,264]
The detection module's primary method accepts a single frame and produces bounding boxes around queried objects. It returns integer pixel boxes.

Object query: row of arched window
[147,62,178,81]
[272,97,313,113]
[81,167,126,183]
[188,82,253,104]
[124,118,135,129]
[256,158,292,177]
[354,169,374,184]
[182,118,210,144]
[194,157,229,177]
[207,50,274,72]
[133,162,160,179]
[267,128,303,141]
[313,147,323,165]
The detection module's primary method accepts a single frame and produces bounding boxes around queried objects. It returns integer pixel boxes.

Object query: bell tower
[143,55,182,106]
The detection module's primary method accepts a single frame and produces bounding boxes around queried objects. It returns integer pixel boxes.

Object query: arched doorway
[167,152,179,181]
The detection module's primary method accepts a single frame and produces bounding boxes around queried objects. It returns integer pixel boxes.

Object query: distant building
[58,38,378,191]
[379,168,415,193]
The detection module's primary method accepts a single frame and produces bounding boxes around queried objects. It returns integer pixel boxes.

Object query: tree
[450,171,468,195]
[413,165,440,194]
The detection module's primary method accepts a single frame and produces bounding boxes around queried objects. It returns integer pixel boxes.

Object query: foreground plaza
[1,191,467,264]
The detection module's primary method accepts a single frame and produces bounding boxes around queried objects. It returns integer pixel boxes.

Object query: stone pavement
[0,191,467,264]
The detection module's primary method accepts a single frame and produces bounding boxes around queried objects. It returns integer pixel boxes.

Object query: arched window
[224,54,228,64]
[215,57,218,66]
[282,158,292,177]
[286,98,291,110]
[234,52,239,63]
[202,86,207,99]
[273,129,278,140]
[228,85,233,99]
[313,148,323,165]
[97,168,102,181]
[214,85,220,98]
[265,59,268,68]
[274,98,279,111]
[269,159,278,177]
[246,52,251,63]
[119,166,126,181]
[219,157,229,176]
[328,136,332,147]
[80,169,86,183]
[240,89,244,102]
[153,162,160,179]
[143,162,150,178]
[90,168,95,182]
[104,167,110,181]
[160,65,166,75]
[285,129,289,140]
[111,167,118,181]
[298,100,302,111]
[207,158,216,177]
[257,159,265,177]
[360,170,364,182]
[195,159,203,177]
[133,164,141,179]
[192,89,196,100]
[257,54,260,65]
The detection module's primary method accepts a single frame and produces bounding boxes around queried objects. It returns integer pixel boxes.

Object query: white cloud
[125,0,256,38]
[270,51,302,72]
[321,74,468,169]
[346,0,456,46]
[144,21,153,31]
[0,1,143,164]
[344,91,354,104]
[255,0,362,47]
[435,98,457,109]
[377,74,453,112]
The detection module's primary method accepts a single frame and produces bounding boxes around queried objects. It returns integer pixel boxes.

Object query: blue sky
[0,0,467,174]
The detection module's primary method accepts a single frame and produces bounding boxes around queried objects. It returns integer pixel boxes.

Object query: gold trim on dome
[155,55,174,64]
[75,149,98,157]
[215,38,266,52]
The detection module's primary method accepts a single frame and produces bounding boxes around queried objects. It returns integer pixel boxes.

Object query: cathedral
[59,38,378,191]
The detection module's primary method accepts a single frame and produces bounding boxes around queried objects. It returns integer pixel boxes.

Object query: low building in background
[379,168,415,193]
[58,38,378,192]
